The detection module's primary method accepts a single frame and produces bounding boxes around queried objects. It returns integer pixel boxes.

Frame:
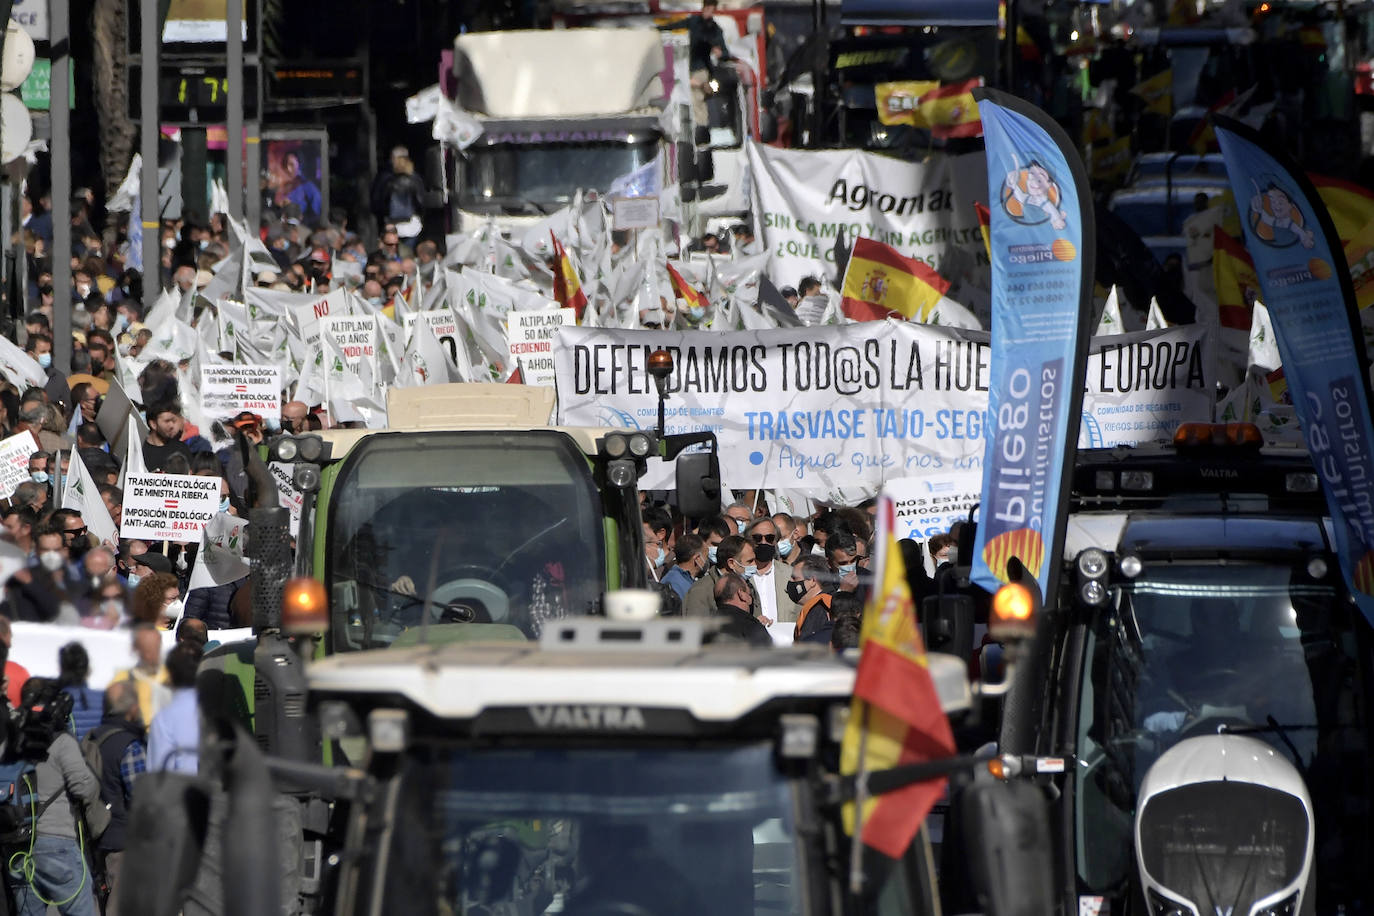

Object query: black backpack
[0,678,74,847]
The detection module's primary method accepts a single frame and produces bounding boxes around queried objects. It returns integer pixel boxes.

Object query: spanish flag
[841,496,956,859]
[840,237,950,322]
[665,260,709,314]
[1312,174,1374,247]
[875,80,939,128]
[974,202,991,262]
[1131,69,1173,117]
[1213,226,1259,331]
[919,79,982,139]
[551,231,587,321]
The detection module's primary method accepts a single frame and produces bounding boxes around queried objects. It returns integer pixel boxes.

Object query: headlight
[607,459,636,488]
[1147,889,1191,916]
[275,438,299,462]
[1119,554,1143,578]
[628,432,653,457]
[603,434,628,458]
[1079,579,1107,606]
[1077,548,1109,579]
[297,434,325,463]
[1306,557,1328,579]
[1255,892,1299,916]
[1120,470,1154,491]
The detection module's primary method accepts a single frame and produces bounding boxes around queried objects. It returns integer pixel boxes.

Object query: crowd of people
[642,492,960,651]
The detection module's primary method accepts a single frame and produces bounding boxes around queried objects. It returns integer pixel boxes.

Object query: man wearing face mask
[826,531,864,596]
[790,556,834,644]
[683,534,764,620]
[4,522,80,622]
[53,509,96,567]
[23,333,54,377]
[661,534,706,602]
[772,513,800,567]
[723,502,753,536]
[747,517,798,624]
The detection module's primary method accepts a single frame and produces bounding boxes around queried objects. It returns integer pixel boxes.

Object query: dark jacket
[713,602,772,647]
[185,581,240,631]
[88,716,145,853]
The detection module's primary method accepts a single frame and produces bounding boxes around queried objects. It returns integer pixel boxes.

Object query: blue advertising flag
[1214,117,1374,623]
[970,90,1095,598]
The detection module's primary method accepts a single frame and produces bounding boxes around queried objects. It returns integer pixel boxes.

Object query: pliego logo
[528,705,647,730]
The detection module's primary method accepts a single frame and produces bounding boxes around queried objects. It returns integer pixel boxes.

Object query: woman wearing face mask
[132,572,183,631]
[80,577,128,630]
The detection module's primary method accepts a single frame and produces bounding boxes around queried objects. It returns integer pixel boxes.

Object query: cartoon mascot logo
[1001,158,1068,230]
[1248,177,1315,249]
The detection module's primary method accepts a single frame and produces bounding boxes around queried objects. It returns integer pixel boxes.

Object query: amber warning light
[282,577,329,635]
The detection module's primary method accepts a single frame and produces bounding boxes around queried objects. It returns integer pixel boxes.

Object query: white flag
[0,336,47,389]
[63,449,118,545]
[187,513,250,591]
[1096,286,1124,336]
[1145,298,1169,331]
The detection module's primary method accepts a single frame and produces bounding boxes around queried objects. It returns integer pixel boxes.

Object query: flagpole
[848,702,871,895]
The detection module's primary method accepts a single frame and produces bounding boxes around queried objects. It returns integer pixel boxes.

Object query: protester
[711,572,771,647]
[147,642,203,774]
[85,680,147,916]
[57,642,103,740]
[661,533,705,602]
[110,625,170,727]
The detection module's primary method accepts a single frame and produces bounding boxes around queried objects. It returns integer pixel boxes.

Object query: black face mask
[785,580,807,603]
[753,543,776,564]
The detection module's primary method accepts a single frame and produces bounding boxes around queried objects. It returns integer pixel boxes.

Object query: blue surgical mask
[838,563,857,578]
[113,313,130,335]
[29,471,48,485]
[688,305,706,320]
[777,539,792,558]
[36,352,51,369]
[125,572,141,588]
[708,545,718,565]
[742,564,758,579]
[219,497,231,513]
[654,545,667,568]
[735,519,746,535]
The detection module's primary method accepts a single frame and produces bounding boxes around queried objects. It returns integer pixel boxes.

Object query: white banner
[556,322,1216,492]
[201,364,282,421]
[748,142,987,289]
[884,471,983,542]
[268,462,304,539]
[0,432,36,500]
[555,322,989,491]
[1080,324,1214,448]
[507,308,576,387]
[121,473,221,543]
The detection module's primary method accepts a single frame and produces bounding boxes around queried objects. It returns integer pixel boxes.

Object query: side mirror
[921,593,975,660]
[674,449,721,520]
[116,773,211,916]
[959,780,1055,916]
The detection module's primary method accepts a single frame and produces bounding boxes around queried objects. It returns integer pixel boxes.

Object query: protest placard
[0,432,35,499]
[884,471,982,542]
[322,314,380,380]
[201,365,282,421]
[120,473,221,542]
[268,461,304,539]
[556,321,1214,492]
[507,308,576,387]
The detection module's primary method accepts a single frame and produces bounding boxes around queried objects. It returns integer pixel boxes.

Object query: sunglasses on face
[65,526,87,538]
[751,533,776,543]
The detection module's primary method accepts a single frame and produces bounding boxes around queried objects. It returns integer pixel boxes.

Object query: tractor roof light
[1173,421,1263,449]
[990,581,1038,643]
[282,576,329,635]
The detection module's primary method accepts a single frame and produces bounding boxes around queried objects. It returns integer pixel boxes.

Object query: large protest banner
[201,365,282,421]
[121,473,221,542]
[1080,325,1213,448]
[1216,116,1374,625]
[970,90,1095,600]
[747,142,986,287]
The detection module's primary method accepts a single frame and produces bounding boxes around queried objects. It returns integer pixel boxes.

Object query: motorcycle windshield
[1139,781,1308,910]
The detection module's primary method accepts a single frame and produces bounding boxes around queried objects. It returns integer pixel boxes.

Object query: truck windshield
[460,138,659,213]
[374,742,801,916]
[326,431,607,648]
[1074,562,1373,907]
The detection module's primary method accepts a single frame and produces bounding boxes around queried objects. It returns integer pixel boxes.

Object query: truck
[119,571,1056,916]
[445,26,756,240]
[990,423,1374,916]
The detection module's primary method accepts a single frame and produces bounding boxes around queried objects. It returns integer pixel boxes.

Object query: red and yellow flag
[1213,226,1259,331]
[974,201,992,262]
[841,237,950,322]
[875,80,939,128]
[1312,174,1374,248]
[551,231,588,320]
[919,79,982,139]
[1131,69,1173,117]
[841,496,956,859]
[665,260,709,313]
